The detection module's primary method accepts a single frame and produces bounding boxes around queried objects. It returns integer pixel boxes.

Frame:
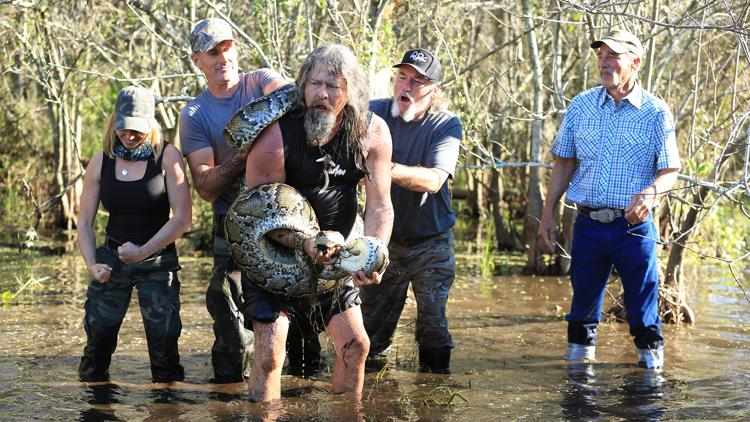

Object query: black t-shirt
[279,114,365,238]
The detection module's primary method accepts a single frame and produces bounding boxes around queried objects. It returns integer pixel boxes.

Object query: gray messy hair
[295,43,371,175]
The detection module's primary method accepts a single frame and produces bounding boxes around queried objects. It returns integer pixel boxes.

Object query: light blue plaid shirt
[551,84,681,209]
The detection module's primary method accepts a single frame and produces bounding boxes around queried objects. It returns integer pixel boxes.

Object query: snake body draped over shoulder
[223,85,389,297]
[224,84,298,151]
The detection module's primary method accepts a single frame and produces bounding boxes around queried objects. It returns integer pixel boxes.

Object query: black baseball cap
[393,48,442,82]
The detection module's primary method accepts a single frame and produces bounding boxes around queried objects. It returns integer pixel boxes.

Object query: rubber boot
[418,347,451,374]
[637,347,664,372]
[564,343,596,361]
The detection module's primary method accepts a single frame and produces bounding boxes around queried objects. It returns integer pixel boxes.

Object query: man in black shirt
[241,44,394,401]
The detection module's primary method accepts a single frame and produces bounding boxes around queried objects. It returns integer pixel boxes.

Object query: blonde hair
[101,113,162,159]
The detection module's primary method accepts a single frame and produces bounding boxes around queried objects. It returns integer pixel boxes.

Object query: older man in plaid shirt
[537,30,681,371]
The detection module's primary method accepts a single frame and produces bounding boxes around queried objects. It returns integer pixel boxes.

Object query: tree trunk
[522,0,545,274]
[660,187,705,324]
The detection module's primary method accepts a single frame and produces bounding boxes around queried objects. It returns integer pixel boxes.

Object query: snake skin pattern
[225,183,389,297]
[223,84,298,151]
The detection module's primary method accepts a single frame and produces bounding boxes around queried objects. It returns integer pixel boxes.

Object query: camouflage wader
[78,245,184,383]
[360,231,456,357]
[207,214,254,382]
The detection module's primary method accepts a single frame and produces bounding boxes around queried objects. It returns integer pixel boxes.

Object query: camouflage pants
[360,231,456,356]
[78,245,184,383]
[207,214,254,382]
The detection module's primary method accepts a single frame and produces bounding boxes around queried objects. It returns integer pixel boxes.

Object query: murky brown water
[1,247,749,421]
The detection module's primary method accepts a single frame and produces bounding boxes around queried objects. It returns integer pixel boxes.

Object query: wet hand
[352,270,381,286]
[118,242,145,264]
[625,186,656,224]
[88,263,112,283]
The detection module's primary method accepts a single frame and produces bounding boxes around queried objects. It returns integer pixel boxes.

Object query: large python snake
[223,85,389,297]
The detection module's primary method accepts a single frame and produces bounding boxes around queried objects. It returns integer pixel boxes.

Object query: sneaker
[637,348,664,371]
[564,343,595,361]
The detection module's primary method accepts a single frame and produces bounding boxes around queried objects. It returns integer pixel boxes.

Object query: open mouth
[399,94,412,104]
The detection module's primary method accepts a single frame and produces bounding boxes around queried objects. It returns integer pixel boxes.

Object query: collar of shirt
[597,82,643,109]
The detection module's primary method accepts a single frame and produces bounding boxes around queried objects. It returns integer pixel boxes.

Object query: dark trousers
[207,214,254,382]
[79,246,184,383]
[567,214,663,350]
[360,231,455,356]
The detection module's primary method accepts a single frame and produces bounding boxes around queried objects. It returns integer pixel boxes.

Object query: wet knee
[256,351,285,375]
[341,336,369,366]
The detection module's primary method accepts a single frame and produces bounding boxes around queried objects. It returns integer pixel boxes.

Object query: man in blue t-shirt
[360,48,462,374]
[178,18,289,383]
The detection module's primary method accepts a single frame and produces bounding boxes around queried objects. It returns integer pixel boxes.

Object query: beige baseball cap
[591,30,644,57]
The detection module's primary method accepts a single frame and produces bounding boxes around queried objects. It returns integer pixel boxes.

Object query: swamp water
[0,246,748,421]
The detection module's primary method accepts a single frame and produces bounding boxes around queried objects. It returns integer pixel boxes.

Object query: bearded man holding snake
[241,44,394,402]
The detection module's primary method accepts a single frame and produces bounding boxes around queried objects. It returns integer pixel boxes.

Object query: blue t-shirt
[179,69,281,214]
[370,98,462,240]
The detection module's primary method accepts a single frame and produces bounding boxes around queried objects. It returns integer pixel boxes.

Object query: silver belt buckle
[590,208,617,224]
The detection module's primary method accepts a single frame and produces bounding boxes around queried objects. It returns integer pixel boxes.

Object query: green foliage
[1,290,11,307]
[686,158,713,177]
[691,202,750,260]
[480,220,495,277]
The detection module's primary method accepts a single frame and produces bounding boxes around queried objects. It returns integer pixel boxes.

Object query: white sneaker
[637,348,664,371]
[564,343,595,361]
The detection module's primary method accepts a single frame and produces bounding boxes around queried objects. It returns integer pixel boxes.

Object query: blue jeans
[567,214,663,350]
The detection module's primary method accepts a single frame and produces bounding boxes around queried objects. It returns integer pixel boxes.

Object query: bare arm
[118,144,193,263]
[391,163,449,194]
[186,147,248,203]
[77,153,112,283]
[245,122,286,188]
[352,115,394,286]
[362,115,394,244]
[537,157,576,254]
[624,168,679,224]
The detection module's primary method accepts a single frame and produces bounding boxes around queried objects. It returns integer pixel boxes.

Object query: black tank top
[280,115,365,237]
[100,145,171,248]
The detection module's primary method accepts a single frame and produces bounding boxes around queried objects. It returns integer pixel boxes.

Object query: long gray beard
[304,109,337,147]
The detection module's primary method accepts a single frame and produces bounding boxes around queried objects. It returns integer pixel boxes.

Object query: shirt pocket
[621,133,653,168]
[575,129,600,160]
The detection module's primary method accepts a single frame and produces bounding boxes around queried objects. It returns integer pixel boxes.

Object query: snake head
[314,230,346,255]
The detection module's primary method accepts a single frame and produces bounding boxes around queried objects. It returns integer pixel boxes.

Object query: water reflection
[561,363,600,421]
[561,364,667,421]
[0,248,748,420]
[79,383,123,422]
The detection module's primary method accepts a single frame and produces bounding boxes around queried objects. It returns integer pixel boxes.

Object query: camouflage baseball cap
[190,18,234,54]
[591,30,644,57]
[114,86,155,134]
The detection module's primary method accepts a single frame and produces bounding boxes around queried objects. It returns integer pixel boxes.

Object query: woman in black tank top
[76,86,192,384]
